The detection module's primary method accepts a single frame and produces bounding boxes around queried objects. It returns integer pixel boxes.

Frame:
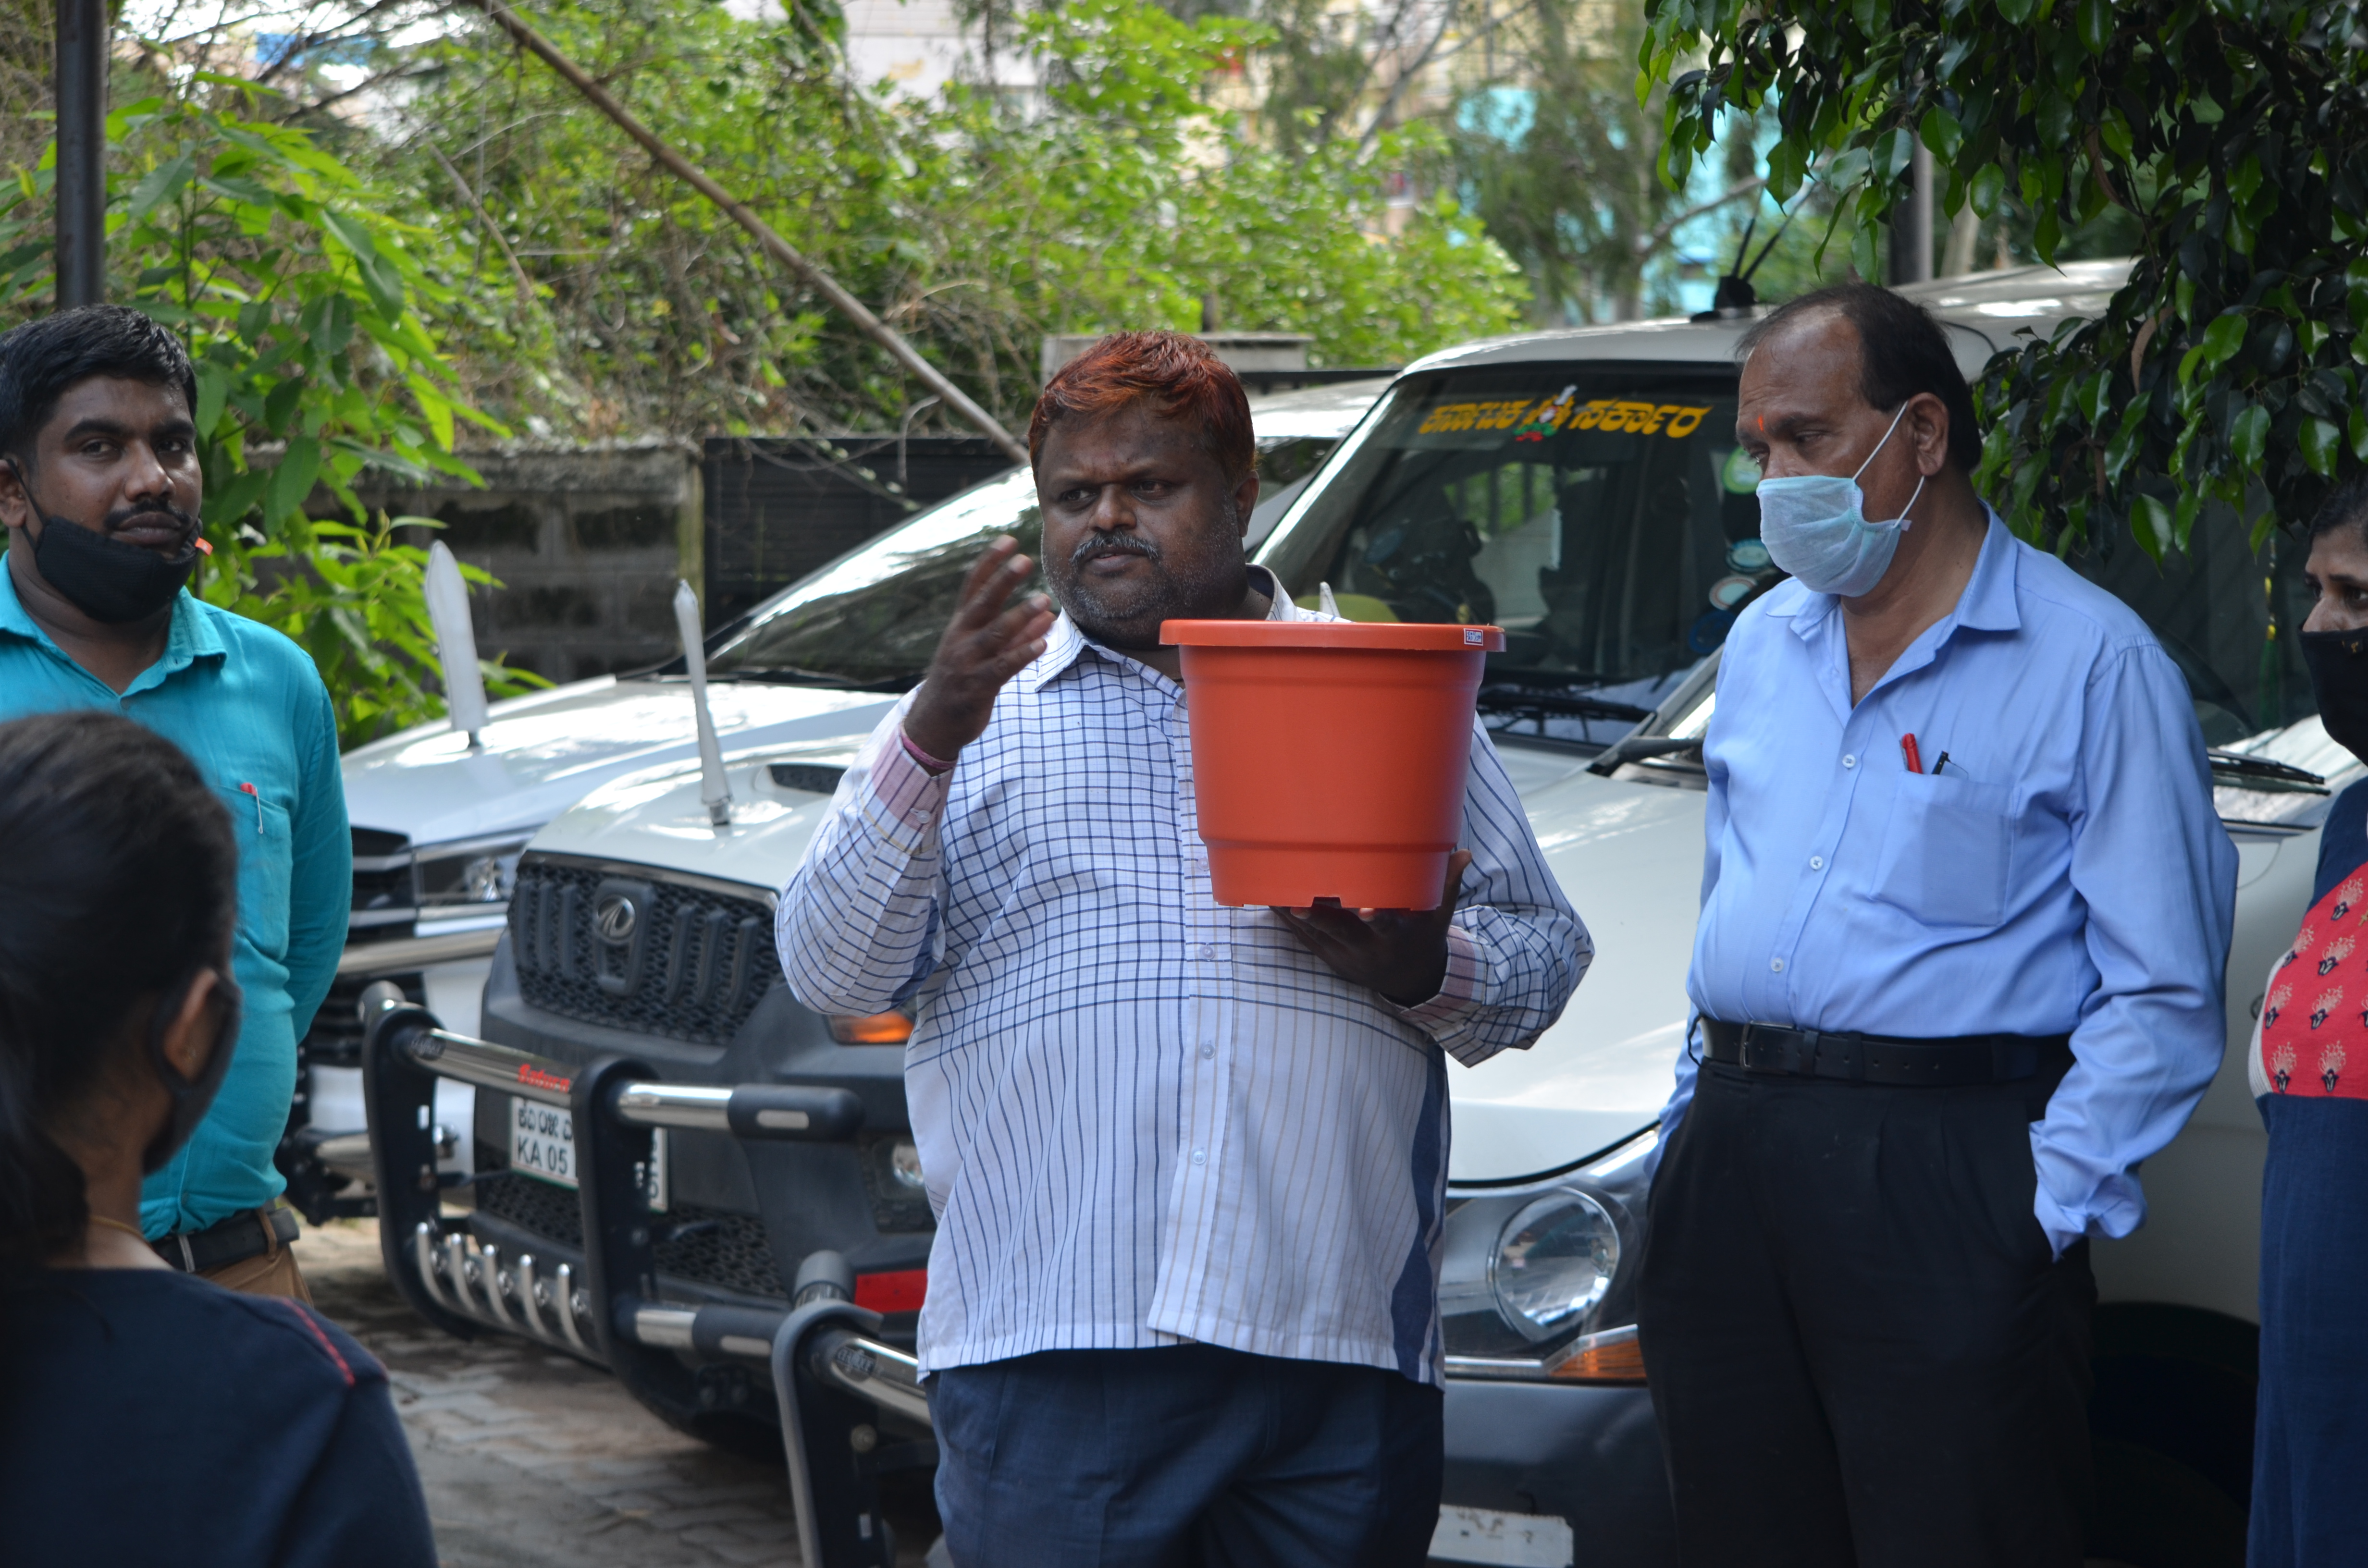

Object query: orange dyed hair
[1027,331,1255,484]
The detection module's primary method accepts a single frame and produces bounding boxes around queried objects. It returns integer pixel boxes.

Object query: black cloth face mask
[2302,626,2368,764]
[31,510,198,624]
[141,967,241,1176]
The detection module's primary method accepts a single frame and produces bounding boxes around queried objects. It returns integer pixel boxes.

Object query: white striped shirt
[777,581,1588,1385]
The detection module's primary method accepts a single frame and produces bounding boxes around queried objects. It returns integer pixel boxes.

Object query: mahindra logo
[594,894,638,943]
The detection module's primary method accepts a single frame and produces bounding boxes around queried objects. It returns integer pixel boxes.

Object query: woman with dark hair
[2249,474,2368,1567]
[0,711,434,1567]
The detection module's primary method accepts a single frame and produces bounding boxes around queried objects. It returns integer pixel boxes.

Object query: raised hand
[903,535,1058,764]
[1273,849,1475,1006]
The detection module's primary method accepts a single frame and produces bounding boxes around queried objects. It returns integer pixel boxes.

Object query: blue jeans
[928,1344,1443,1568]
[2252,1094,2368,1568]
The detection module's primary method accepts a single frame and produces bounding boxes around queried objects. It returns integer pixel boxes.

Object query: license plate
[1430,1505,1574,1568]
[508,1099,667,1210]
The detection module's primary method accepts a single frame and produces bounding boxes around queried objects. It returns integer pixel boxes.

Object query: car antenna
[671,580,735,828]
[1690,199,1794,323]
[424,541,490,748]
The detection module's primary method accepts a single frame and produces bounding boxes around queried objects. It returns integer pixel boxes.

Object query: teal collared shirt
[0,567,349,1237]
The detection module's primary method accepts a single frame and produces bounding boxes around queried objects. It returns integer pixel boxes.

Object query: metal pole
[1891,144,1935,287]
[54,0,106,307]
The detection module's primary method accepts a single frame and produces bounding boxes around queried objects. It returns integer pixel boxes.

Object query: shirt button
[1195,944,1215,960]
[1770,957,1786,973]
[1809,856,1824,870]
[1842,754,1857,769]
[1200,1043,1215,1059]
[1191,1149,1206,1165]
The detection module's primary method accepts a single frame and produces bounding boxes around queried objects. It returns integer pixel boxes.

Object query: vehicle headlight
[412,833,535,910]
[1439,1125,1656,1374]
[1490,1190,1618,1343]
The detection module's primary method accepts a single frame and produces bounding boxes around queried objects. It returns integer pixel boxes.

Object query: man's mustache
[1072,531,1160,566]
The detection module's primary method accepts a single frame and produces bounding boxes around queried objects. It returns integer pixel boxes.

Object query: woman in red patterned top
[2249,476,2368,1568]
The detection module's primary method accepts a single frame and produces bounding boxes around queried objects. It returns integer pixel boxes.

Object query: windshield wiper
[1585,734,1705,776]
[1476,686,1655,723]
[2208,749,2330,795]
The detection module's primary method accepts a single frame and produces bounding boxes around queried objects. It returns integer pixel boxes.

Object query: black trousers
[1635,1058,2095,1568]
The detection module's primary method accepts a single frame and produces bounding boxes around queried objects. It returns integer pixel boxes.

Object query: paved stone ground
[298,1218,939,1568]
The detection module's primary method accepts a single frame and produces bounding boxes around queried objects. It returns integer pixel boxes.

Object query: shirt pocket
[1869,772,2015,929]
[217,784,293,959]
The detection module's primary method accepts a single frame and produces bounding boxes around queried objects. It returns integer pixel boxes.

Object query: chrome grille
[510,855,780,1046]
[474,1173,789,1300]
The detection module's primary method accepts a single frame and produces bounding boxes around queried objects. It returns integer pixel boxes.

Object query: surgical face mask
[141,968,240,1176]
[2303,625,2368,764]
[1752,403,1928,598]
[32,510,199,624]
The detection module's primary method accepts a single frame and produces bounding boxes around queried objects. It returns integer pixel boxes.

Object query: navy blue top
[2316,779,2368,904]
[0,1268,435,1567]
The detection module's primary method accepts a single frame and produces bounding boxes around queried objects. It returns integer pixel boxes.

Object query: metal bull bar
[361,991,938,1568]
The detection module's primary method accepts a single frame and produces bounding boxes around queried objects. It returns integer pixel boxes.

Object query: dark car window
[1259,368,1766,745]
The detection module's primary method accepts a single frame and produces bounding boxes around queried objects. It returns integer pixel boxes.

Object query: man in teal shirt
[0,305,347,1297]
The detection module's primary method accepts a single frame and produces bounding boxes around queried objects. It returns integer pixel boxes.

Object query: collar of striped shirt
[776,561,1589,1387]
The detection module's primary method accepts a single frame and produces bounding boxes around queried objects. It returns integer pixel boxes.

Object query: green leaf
[266,435,322,527]
[193,364,229,439]
[124,152,194,226]
[2230,403,2270,471]
[1969,163,2007,220]
[2351,406,2368,463]
[1919,106,1964,163]
[2303,417,2342,477]
[2134,493,2173,560]
[203,466,269,530]
[2230,155,2262,208]
[2075,0,2111,53]
[2201,312,2248,368]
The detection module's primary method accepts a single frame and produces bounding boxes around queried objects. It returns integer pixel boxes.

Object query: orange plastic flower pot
[1160,618,1506,910]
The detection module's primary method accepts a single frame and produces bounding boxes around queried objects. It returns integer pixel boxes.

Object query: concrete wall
[371,443,703,685]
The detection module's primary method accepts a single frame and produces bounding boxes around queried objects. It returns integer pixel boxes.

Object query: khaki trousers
[190,1207,313,1302]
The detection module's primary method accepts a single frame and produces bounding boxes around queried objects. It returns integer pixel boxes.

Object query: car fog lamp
[1490,1190,1618,1343]
[829,1011,914,1044]
[889,1141,926,1192]
[462,854,510,902]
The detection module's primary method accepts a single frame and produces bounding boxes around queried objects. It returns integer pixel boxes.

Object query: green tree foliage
[0,84,541,743]
[382,0,1527,438]
[1643,0,2368,556]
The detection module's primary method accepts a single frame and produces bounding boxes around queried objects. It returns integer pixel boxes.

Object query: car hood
[1453,750,1702,1181]
[533,735,1696,1186]
[341,676,898,847]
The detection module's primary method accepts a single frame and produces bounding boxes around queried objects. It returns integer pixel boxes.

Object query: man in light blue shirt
[0,306,347,1297]
[1635,284,2237,1567]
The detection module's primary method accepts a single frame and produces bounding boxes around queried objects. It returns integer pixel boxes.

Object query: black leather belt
[1701,1018,2071,1087]
[153,1202,299,1274]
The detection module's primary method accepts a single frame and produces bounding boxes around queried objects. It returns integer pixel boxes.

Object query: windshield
[1259,367,1764,744]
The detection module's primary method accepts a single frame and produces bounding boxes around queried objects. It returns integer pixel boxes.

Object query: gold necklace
[87,1215,149,1242]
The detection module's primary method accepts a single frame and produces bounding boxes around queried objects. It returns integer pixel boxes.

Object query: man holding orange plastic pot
[779,331,1587,1568]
